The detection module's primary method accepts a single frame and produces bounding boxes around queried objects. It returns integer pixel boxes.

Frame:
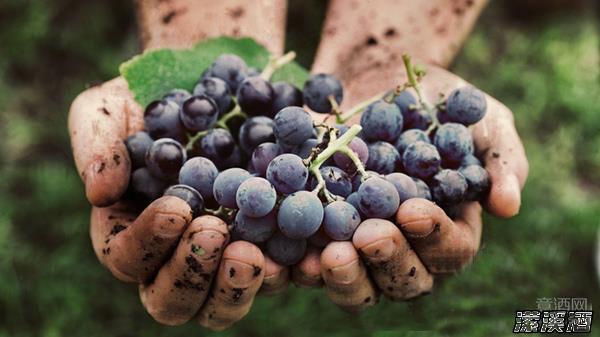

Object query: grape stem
[401,54,441,134]
[261,51,297,80]
[309,124,363,201]
[336,92,386,124]
[215,104,246,130]
[185,130,209,151]
[338,145,370,182]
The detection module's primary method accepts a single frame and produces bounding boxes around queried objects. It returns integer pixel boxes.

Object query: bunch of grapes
[125,52,490,266]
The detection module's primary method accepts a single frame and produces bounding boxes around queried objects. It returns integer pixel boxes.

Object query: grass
[0,1,598,336]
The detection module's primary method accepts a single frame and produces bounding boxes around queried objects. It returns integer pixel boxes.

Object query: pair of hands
[69,63,528,331]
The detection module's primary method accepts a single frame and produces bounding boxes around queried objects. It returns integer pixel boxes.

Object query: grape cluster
[124,53,490,266]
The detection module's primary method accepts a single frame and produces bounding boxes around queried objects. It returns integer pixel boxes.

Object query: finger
[292,246,323,288]
[90,196,192,283]
[68,77,143,206]
[197,241,265,331]
[353,219,433,300]
[259,255,290,296]
[320,241,378,313]
[472,97,529,218]
[396,198,482,274]
[139,215,229,325]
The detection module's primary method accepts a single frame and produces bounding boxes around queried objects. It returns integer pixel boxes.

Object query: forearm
[312,0,487,76]
[135,0,287,54]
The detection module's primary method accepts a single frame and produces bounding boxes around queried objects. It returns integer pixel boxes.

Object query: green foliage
[120,37,309,106]
[0,1,598,337]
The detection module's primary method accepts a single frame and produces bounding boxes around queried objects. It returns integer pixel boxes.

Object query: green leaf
[120,37,309,107]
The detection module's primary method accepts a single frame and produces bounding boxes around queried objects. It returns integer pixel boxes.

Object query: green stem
[216,104,246,130]
[261,51,296,80]
[338,145,369,181]
[186,130,209,150]
[337,92,387,123]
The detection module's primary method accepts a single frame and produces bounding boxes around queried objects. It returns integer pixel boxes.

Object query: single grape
[238,116,276,155]
[180,94,219,133]
[278,191,324,239]
[251,142,281,177]
[360,100,403,142]
[266,153,308,194]
[273,106,314,146]
[302,73,343,113]
[236,177,277,217]
[445,86,487,125]
[212,168,252,208]
[333,137,369,173]
[323,201,361,240]
[392,90,432,130]
[266,232,307,266]
[162,88,192,107]
[232,210,277,243]
[394,129,431,155]
[318,166,353,198]
[366,141,401,175]
[433,123,474,166]
[461,154,482,167]
[293,138,318,159]
[193,76,234,116]
[125,131,153,169]
[412,177,432,200]
[130,167,168,202]
[196,128,236,160]
[272,81,303,114]
[429,169,468,206]
[145,138,187,180]
[164,184,204,217]
[357,176,400,218]
[214,146,242,170]
[402,141,441,180]
[437,108,452,124]
[236,76,275,117]
[346,192,361,210]
[207,54,248,92]
[351,171,381,192]
[459,164,490,201]
[307,226,331,248]
[178,157,218,202]
[144,100,187,143]
[385,172,419,203]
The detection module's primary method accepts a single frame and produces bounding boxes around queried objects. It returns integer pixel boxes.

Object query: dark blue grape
[251,142,281,177]
[266,232,307,266]
[366,141,401,174]
[236,76,275,117]
[278,191,324,239]
[163,88,192,106]
[272,81,303,114]
[266,153,308,194]
[318,166,352,198]
[216,146,242,170]
[164,184,204,217]
[412,177,432,200]
[179,157,218,202]
[437,108,452,124]
[293,138,318,159]
[130,167,168,202]
[433,123,474,166]
[125,131,153,169]
[303,73,343,113]
[233,210,277,243]
[180,95,219,133]
[446,86,487,125]
[207,54,248,92]
[333,137,369,173]
[360,100,403,142]
[461,154,482,167]
[273,106,314,146]
[392,90,432,130]
[357,176,400,218]
[394,129,431,155]
[212,168,252,208]
[429,169,468,206]
[308,226,331,248]
[193,77,234,116]
[459,165,490,201]
[323,201,361,240]
[238,116,275,155]
[402,141,441,180]
[145,138,186,180]
[236,177,277,217]
[393,90,417,114]
[144,100,187,143]
[385,172,418,203]
[199,128,236,158]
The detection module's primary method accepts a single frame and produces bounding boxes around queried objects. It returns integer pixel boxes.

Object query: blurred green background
[0,1,598,336]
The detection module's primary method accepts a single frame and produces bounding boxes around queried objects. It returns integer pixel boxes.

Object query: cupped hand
[295,64,529,310]
[69,77,282,331]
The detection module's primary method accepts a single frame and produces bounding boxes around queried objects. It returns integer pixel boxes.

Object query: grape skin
[233,210,277,243]
[145,138,187,180]
[193,77,234,116]
[164,184,204,217]
[429,169,468,206]
[212,168,252,208]
[394,129,430,155]
[163,88,192,106]
[197,128,236,159]
[207,54,248,92]
[293,138,318,159]
[273,106,314,146]
[412,177,432,201]
[131,167,168,202]
[238,116,276,155]
[445,86,487,126]
[333,137,369,173]
[278,191,324,239]
[402,141,441,180]
[125,131,153,169]
[302,73,343,113]
[459,164,490,201]
[433,123,474,166]
[366,141,401,175]
[180,94,219,133]
[178,157,219,202]
[323,201,361,240]
[144,100,187,143]
[236,177,277,217]
[272,81,303,114]
[357,177,400,218]
[385,172,419,203]
[236,76,275,117]
[266,232,307,266]
[251,142,281,177]
[392,90,432,130]
[317,166,353,198]
[360,100,403,142]
[266,153,308,195]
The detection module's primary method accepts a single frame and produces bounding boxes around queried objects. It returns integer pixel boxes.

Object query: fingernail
[400,218,435,238]
[223,259,258,287]
[489,173,521,218]
[328,260,360,285]
[189,230,226,261]
[360,238,396,259]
